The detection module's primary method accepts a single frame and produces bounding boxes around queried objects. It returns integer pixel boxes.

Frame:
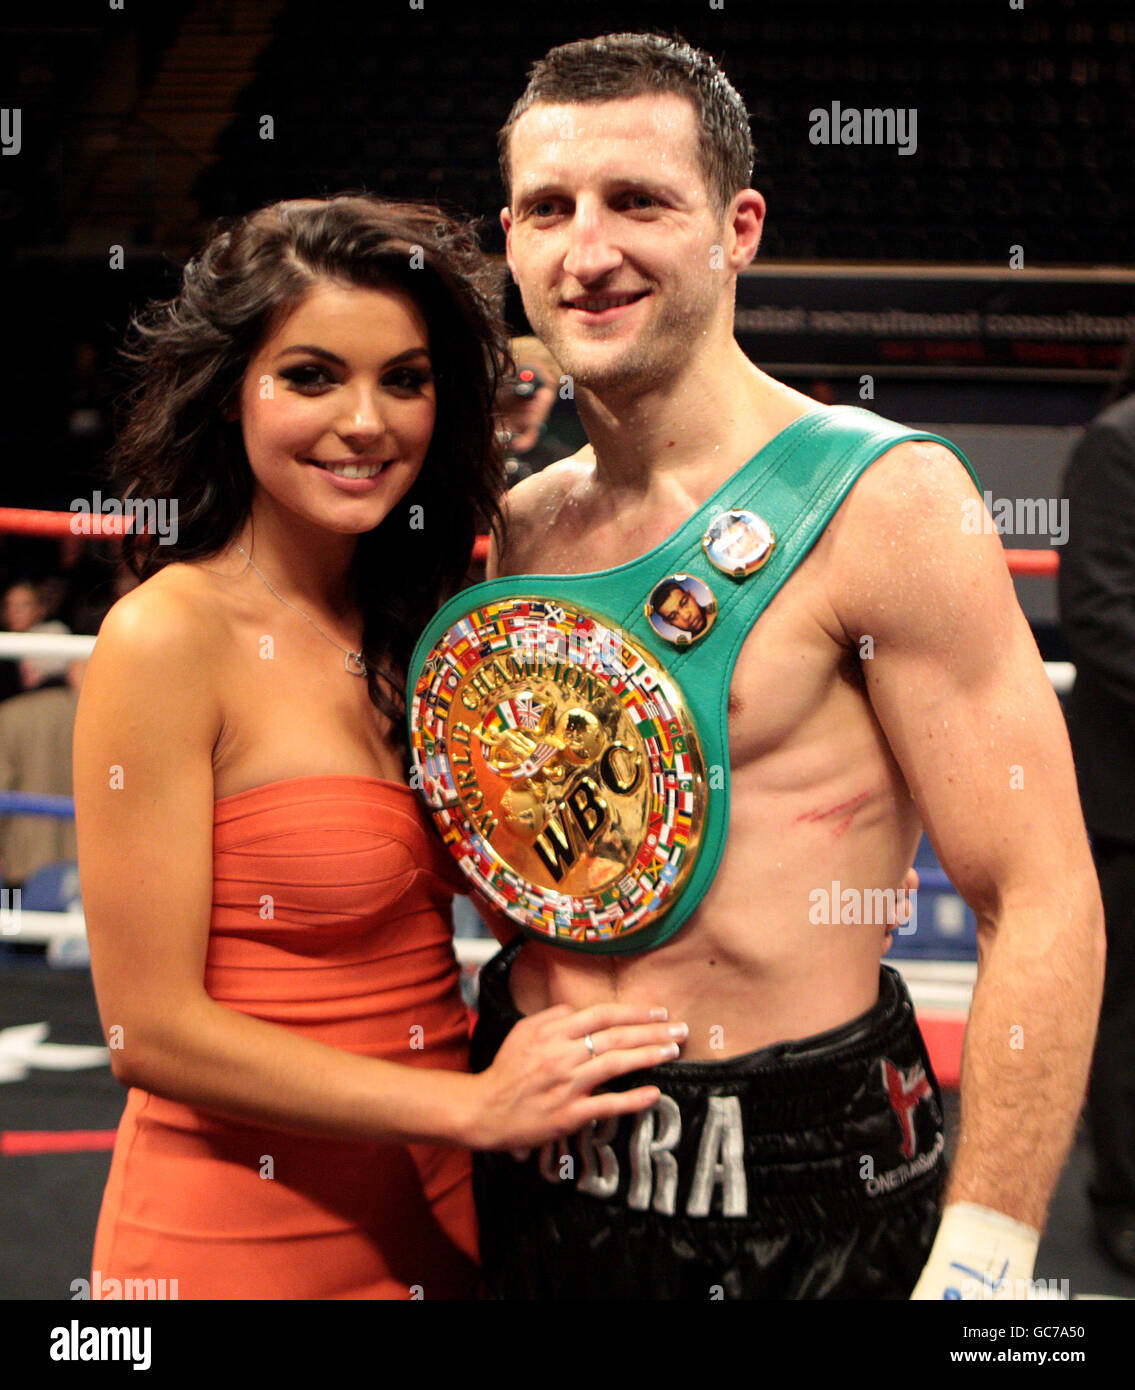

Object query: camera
[509,367,547,400]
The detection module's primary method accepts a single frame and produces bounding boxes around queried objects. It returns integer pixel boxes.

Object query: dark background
[1,0,1134,1310]
[2,0,1132,511]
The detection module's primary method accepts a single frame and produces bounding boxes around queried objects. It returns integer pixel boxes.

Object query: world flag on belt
[508,742,559,780]
[409,595,708,946]
[479,694,546,740]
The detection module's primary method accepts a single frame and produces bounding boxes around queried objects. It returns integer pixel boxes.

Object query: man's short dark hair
[652,579,688,610]
[499,32,754,214]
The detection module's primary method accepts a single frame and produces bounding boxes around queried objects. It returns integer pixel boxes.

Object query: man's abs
[510,763,921,1059]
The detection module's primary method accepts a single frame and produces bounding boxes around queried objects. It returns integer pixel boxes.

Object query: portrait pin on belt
[644,574,717,646]
[702,508,775,579]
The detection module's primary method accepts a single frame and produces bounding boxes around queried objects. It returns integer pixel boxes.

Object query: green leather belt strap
[409,405,981,953]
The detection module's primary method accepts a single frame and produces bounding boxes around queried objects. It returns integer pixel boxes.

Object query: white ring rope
[0,625,1073,992]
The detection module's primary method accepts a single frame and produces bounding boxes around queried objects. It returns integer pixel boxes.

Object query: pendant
[345,652,367,676]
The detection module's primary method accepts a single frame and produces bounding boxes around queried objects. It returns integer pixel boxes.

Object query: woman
[74,196,685,1300]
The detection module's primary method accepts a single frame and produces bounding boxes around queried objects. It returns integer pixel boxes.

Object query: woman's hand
[465,1002,687,1150]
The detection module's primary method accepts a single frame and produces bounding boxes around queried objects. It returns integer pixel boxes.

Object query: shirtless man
[465,33,1104,1299]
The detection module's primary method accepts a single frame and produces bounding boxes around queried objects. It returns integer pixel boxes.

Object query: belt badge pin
[644,574,718,646]
[702,508,775,579]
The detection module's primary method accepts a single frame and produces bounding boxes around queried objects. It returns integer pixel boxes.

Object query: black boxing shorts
[471,939,946,1299]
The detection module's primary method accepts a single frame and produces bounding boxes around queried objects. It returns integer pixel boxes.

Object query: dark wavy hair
[109,195,507,754]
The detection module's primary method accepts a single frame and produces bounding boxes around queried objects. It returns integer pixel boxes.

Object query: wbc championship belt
[408,408,980,955]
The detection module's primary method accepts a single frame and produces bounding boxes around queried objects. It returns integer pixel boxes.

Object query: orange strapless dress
[91,775,479,1300]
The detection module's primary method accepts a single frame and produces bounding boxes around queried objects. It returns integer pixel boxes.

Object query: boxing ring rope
[1001,548,1060,577]
[0,792,75,817]
[0,503,1070,1010]
[0,508,137,539]
[0,632,96,661]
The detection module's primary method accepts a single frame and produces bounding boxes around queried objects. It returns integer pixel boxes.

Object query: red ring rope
[0,507,1058,574]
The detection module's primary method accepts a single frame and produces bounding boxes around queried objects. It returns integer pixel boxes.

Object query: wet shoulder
[498,447,596,575]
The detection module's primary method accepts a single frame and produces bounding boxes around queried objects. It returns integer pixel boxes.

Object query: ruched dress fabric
[91,776,479,1300]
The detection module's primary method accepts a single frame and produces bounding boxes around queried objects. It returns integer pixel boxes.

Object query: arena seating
[187,3,1135,265]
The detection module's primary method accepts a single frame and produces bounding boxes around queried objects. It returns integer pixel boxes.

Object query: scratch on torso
[794,789,874,839]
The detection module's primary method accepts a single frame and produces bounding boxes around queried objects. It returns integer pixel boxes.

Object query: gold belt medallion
[409,598,708,943]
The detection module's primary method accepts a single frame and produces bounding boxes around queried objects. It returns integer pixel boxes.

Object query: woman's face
[237,279,436,534]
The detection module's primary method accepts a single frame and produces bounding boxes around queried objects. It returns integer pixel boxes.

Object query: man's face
[502,93,732,396]
[657,585,706,635]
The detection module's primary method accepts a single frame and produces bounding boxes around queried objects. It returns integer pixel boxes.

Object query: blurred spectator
[19,620,73,692]
[1058,339,1135,1276]
[0,657,85,888]
[1,579,49,704]
[2,579,49,633]
[499,336,575,485]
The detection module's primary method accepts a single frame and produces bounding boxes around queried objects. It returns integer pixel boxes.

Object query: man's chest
[503,520,860,775]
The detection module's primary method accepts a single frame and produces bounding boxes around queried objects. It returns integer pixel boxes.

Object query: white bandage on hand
[910,1202,1040,1300]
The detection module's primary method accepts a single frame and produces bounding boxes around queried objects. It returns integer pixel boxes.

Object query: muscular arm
[831,442,1105,1231]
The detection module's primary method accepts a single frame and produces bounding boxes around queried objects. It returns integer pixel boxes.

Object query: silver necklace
[235,543,367,676]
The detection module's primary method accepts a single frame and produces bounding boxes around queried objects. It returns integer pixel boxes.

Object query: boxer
[409,32,1103,1298]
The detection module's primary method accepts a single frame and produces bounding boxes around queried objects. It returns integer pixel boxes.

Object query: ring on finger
[583,1033,597,1060]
